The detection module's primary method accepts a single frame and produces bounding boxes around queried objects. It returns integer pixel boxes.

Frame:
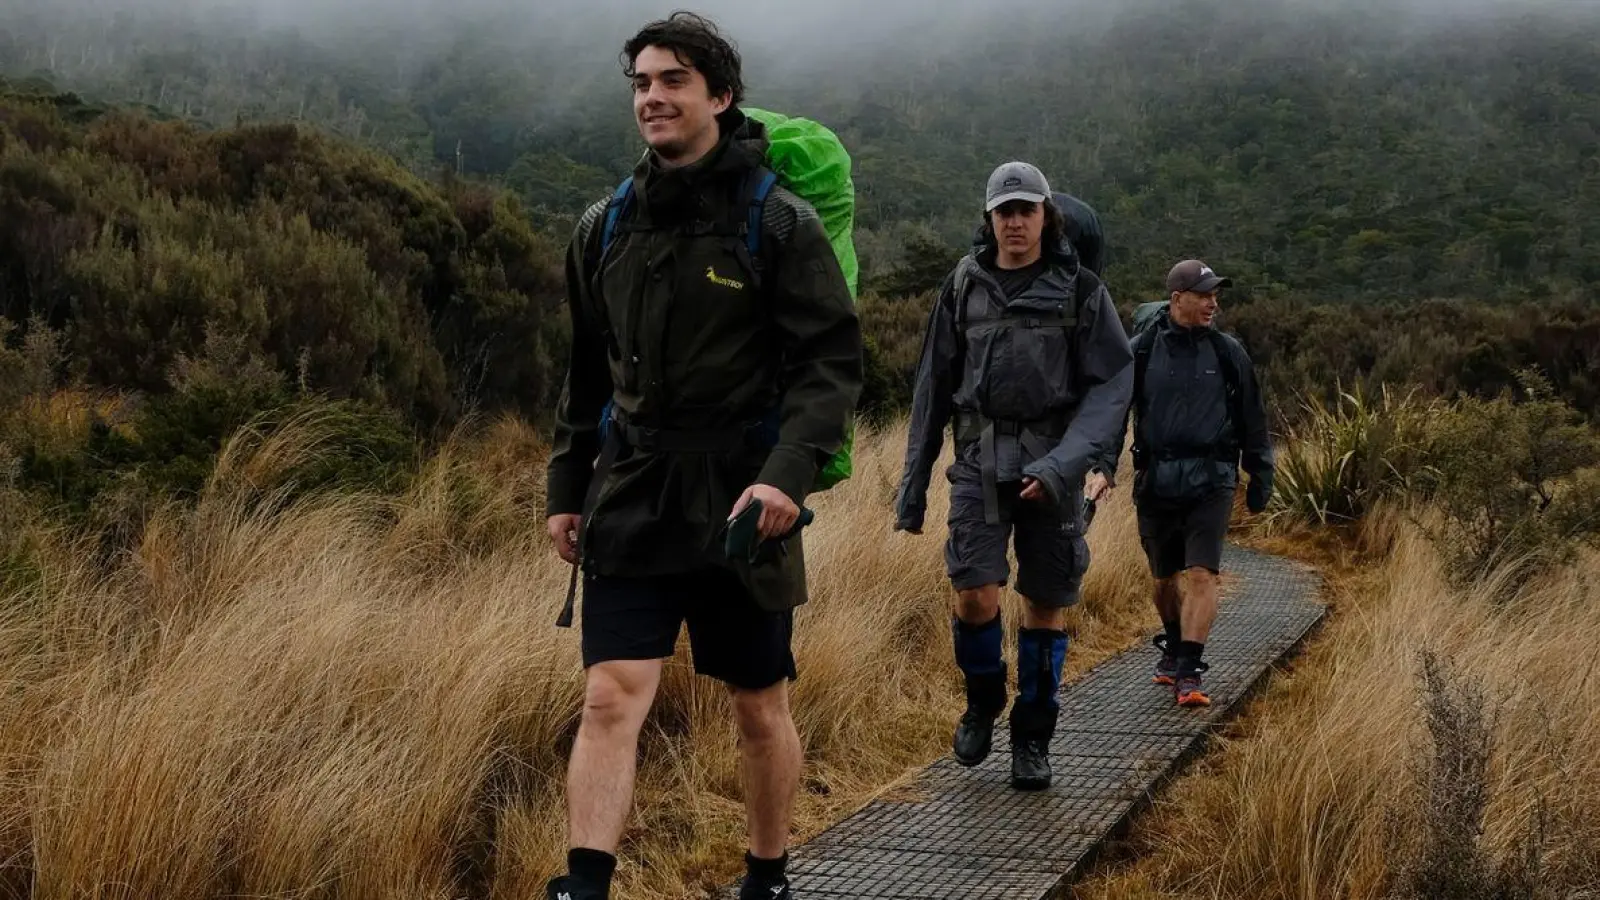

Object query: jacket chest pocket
[965,317,1074,421]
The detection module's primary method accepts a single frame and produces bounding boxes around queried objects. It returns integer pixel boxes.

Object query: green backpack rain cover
[1131,300,1168,337]
[744,106,858,490]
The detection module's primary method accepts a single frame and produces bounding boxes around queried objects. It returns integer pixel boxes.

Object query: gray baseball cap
[985,161,1052,212]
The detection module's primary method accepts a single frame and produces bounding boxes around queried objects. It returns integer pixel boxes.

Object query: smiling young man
[895,161,1132,790]
[542,12,862,900]
[1102,260,1274,707]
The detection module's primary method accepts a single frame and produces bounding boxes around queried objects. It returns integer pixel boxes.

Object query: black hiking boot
[738,875,792,900]
[952,670,1007,766]
[546,877,606,900]
[1008,697,1057,791]
[739,851,792,900]
[1010,737,1052,791]
[953,708,998,766]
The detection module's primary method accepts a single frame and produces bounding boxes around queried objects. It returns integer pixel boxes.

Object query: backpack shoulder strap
[743,166,779,263]
[587,177,636,276]
[1073,265,1101,310]
[1207,330,1242,392]
[951,256,979,330]
[1131,328,1153,418]
[1206,330,1248,447]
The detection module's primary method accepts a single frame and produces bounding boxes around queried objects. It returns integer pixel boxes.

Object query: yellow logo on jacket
[705,266,745,290]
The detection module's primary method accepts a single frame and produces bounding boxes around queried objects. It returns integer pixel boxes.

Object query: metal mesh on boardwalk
[724,545,1326,899]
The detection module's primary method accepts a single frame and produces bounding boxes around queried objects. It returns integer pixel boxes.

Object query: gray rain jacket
[894,234,1133,532]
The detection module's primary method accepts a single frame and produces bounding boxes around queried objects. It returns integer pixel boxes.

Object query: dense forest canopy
[2,0,1599,466]
[5,0,1597,304]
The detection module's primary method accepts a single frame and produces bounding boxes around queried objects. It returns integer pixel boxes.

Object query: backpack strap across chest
[589,166,780,283]
[952,258,1094,333]
[951,259,1100,525]
[1130,325,1246,467]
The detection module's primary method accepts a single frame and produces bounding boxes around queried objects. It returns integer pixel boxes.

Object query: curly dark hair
[621,11,745,105]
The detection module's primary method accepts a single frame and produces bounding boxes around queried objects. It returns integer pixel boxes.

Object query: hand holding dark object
[724,498,815,563]
[1020,477,1048,503]
[548,514,582,564]
[730,484,799,539]
[1246,472,1273,513]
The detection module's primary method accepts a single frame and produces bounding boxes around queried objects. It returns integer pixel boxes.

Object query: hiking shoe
[1152,634,1178,686]
[1174,661,1212,708]
[952,709,997,767]
[546,876,606,900]
[739,876,792,900]
[1010,738,1052,791]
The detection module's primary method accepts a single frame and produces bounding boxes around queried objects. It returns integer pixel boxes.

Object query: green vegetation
[1259,370,1600,587]
[0,5,1598,897]
[0,77,569,540]
[4,0,1600,550]
[10,0,1598,305]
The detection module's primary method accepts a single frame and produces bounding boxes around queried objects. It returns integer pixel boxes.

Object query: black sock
[1162,620,1182,651]
[746,850,789,883]
[1176,640,1205,666]
[568,848,617,892]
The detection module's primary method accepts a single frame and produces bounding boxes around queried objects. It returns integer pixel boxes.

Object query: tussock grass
[0,411,1156,899]
[1073,506,1600,900]
[1262,382,1434,532]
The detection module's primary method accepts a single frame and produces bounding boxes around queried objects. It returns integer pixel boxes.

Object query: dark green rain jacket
[546,110,863,612]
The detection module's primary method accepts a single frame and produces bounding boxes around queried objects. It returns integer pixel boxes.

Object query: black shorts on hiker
[1136,487,1234,579]
[945,478,1089,608]
[580,567,796,690]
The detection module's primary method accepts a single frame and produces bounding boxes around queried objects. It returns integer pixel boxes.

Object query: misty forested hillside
[5,0,1597,305]
[4,0,1600,450]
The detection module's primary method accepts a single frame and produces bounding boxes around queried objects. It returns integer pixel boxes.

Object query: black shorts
[944,479,1090,608]
[1136,487,1235,579]
[580,567,796,690]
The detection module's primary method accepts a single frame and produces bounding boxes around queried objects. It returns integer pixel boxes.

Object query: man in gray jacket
[895,161,1132,790]
[1103,259,1274,707]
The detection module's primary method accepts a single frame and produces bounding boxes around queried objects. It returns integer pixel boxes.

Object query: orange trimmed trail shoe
[1174,661,1212,707]
[1152,634,1178,686]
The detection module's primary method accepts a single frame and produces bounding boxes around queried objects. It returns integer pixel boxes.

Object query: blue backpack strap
[592,178,635,439]
[739,167,780,447]
[599,176,636,261]
[744,167,779,264]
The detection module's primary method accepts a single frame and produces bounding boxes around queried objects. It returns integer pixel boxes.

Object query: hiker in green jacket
[542,13,863,900]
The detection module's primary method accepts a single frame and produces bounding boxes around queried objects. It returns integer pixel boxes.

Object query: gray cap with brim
[985,161,1052,212]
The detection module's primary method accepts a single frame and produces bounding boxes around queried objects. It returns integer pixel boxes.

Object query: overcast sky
[20,0,1594,46]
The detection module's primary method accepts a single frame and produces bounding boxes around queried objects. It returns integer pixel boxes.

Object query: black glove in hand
[1246,472,1273,513]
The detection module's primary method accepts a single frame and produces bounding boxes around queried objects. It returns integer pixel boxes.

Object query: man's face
[989,200,1044,257]
[630,45,730,165]
[1170,288,1220,327]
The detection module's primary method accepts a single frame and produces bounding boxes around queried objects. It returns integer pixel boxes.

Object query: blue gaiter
[1017,628,1068,711]
[952,613,1005,677]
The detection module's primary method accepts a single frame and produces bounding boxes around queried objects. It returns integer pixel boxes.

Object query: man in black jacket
[543,13,862,900]
[1103,260,1274,707]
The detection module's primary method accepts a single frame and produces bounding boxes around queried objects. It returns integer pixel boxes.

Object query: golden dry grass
[1074,507,1600,899]
[0,412,1158,899]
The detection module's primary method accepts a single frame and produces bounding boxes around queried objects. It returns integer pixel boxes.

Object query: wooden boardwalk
[727,545,1325,899]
